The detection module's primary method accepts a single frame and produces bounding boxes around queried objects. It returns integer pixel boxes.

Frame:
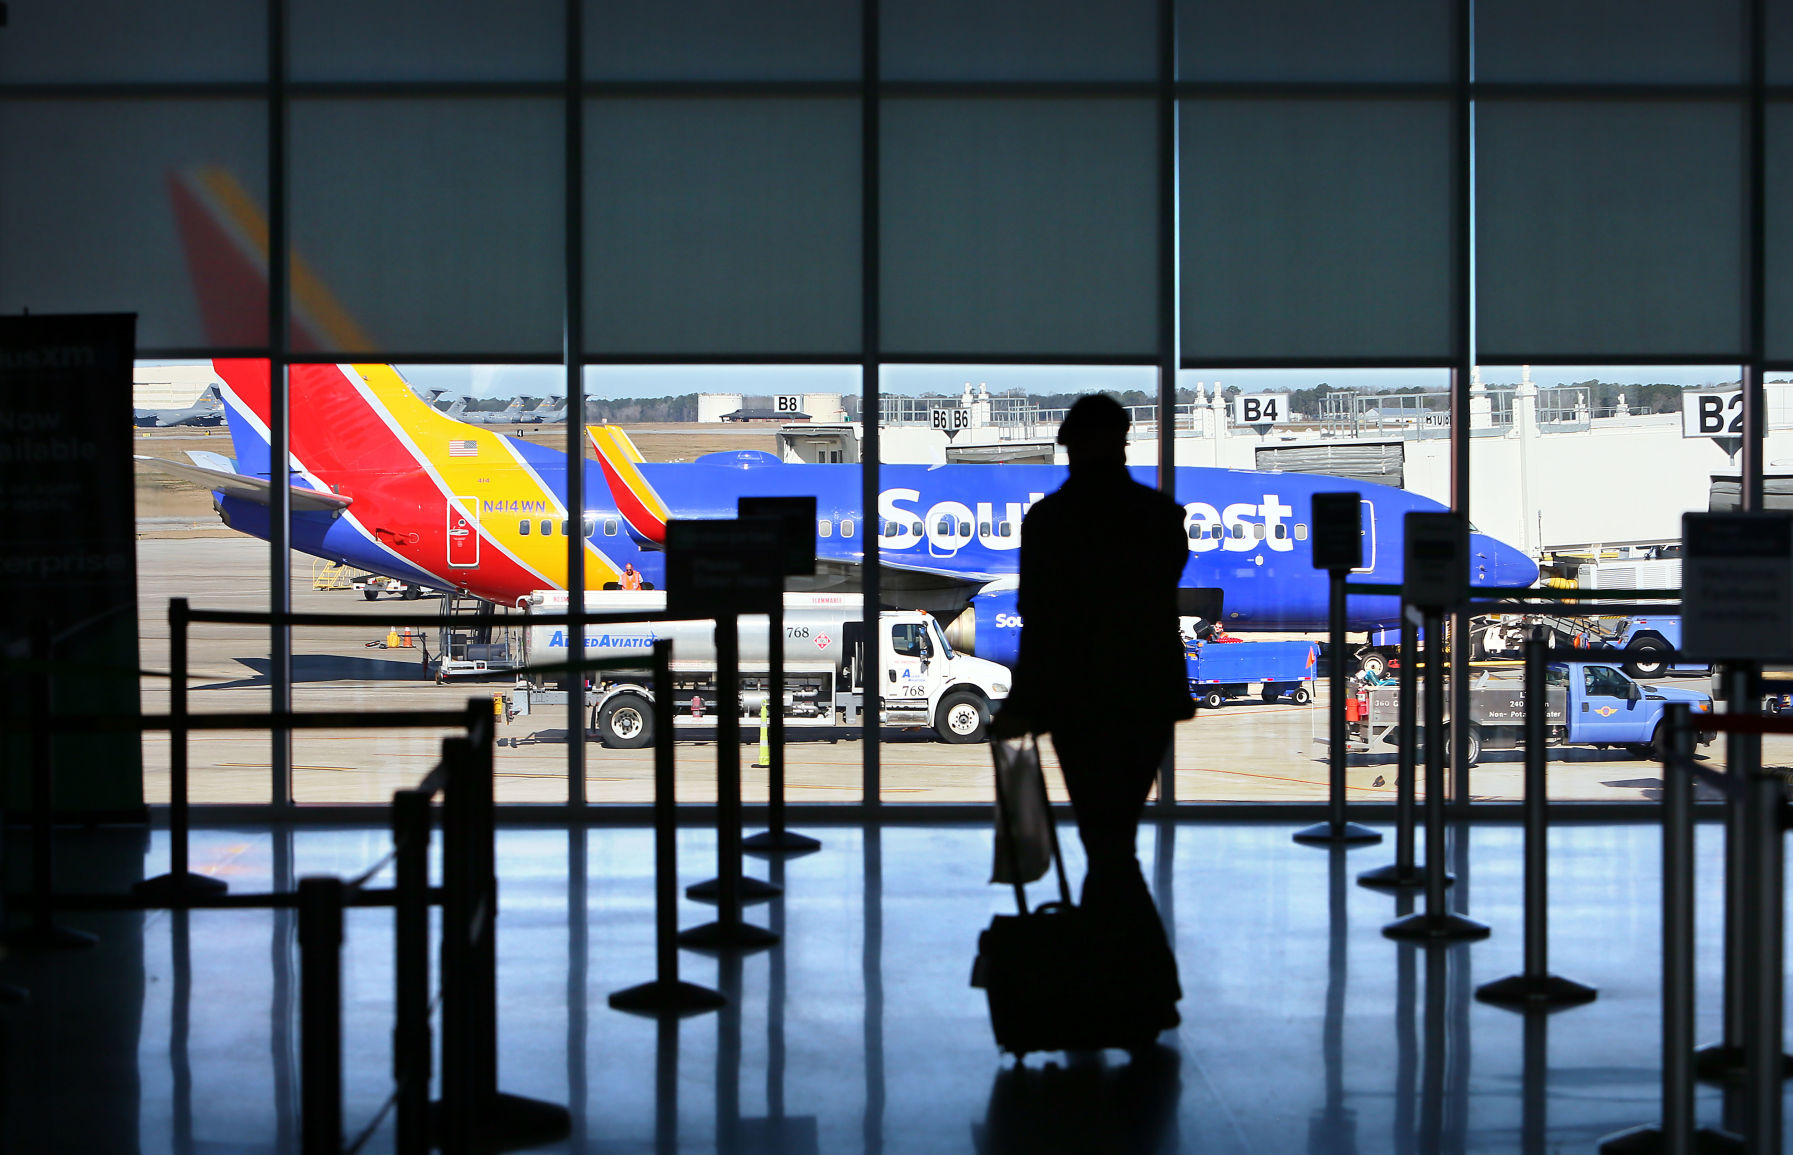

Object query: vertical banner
[0,314,144,818]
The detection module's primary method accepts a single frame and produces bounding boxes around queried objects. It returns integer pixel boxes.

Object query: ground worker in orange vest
[620,563,643,591]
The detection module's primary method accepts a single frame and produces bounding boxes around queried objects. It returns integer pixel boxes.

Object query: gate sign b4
[1681,391,1742,438]
[1232,393,1289,427]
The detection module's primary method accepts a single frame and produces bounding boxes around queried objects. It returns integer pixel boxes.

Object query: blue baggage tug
[1185,640,1320,709]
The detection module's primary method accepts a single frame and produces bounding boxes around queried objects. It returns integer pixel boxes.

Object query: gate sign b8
[1681,391,1742,437]
[1232,393,1289,426]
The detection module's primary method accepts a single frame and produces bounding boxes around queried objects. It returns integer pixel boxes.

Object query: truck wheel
[1624,637,1669,680]
[1261,683,1280,702]
[935,691,988,744]
[598,693,654,749]
[1445,723,1481,767]
[1357,651,1387,679]
[363,589,379,601]
[1203,690,1225,709]
[402,585,422,601]
[1291,687,1312,705]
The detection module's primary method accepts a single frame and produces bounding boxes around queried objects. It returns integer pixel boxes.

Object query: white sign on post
[1232,393,1288,426]
[1681,512,1793,662]
[931,407,970,432]
[1681,391,1743,438]
[775,395,804,415]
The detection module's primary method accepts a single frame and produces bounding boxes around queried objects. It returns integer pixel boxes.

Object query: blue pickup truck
[1347,661,1712,765]
[1186,639,1320,709]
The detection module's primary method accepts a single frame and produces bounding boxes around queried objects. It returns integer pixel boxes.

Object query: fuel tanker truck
[509,591,1012,748]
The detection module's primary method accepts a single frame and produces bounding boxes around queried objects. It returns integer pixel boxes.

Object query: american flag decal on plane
[448,440,478,457]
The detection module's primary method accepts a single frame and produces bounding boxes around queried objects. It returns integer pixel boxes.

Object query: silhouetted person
[993,393,1190,1035]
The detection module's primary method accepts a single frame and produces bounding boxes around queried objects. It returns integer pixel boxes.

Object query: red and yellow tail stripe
[588,424,668,545]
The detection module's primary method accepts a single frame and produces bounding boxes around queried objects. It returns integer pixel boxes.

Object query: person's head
[1056,394,1129,471]
[624,563,635,574]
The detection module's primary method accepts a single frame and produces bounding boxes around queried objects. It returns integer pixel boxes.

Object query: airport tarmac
[132,536,1758,807]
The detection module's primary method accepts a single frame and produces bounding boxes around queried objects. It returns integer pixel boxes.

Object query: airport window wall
[15,0,1787,808]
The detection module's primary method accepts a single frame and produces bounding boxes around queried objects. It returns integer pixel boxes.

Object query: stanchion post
[2,619,95,951]
[298,875,344,1155]
[1476,629,1595,1008]
[438,733,476,1155]
[1296,509,1380,847]
[136,597,227,904]
[1743,694,1783,1150]
[1599,705,1742,1154]
[681,617,778,950]
[745,600,820,856]
[392,786,432,1155]
[453,697,572,1149]
[611,640,725,1015]
[1383,608,1487,945]
[1361,620,1451,891]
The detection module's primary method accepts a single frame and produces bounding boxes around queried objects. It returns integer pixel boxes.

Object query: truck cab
[878,612,1012,741]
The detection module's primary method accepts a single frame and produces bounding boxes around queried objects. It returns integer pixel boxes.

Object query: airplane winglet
[587,425,667,544]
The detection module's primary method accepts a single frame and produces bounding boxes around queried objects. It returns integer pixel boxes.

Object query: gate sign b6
[1232,393,1289,426]
[1681,391,1742,437]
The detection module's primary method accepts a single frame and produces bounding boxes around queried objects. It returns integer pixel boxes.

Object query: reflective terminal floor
[4,820,1788,1153]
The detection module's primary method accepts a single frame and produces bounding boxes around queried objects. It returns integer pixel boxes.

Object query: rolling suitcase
[971,737,1167,1057]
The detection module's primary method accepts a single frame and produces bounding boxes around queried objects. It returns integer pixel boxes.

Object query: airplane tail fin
[588,424,667,545]
[167,165,374,353]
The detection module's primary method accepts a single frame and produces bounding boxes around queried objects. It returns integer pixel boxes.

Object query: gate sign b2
[1232,393,1288,426]
[1681,391,1742,437]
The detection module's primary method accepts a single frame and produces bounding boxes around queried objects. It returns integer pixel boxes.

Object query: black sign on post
[737,496,817,577]
[1310,493,1363,573]
[0,314,142,818]
[665,518,785,619]
[1403,512,1469,610]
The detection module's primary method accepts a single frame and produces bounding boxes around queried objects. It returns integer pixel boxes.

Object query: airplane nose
[1472,535,1539,589]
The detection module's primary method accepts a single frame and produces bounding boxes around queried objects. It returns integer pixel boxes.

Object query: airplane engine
[944,587,1021,668]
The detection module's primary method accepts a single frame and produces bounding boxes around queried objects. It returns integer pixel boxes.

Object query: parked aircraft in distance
[520,396,567,424]
[133,361,1539,662]
[134,384,225,428]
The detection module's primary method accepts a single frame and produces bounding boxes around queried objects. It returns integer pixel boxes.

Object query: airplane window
[884,520,898,538]
[819,519,833,539]
[518,519,531,535]
[1253,524,1266,540]
[1295,524,1308,540]
[1230,525,1244,539]
[937,518,952,535]
[1274,524,1287,539]
[541,520,553,536]
[911,520,923,536]
[582,516,596,538]
[979,522,991,537]
[999,522,1012,537]
[604,518,618,536]
[959,521,971,538]
[842,519,854,537]
[1187,524,1200,539]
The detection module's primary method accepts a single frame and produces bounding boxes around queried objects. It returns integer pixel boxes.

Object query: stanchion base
[1381,911,1490,944]
[1474,972,1597,1011]
[1292,821,1383,847]
[677,920,779,952]
[608,978,727,1017]
[429,1091,573,1153]
[685,875,782,905]
[1596,1123,1744,1153]
[0,923,97,952]
[132,871,229,904]
[1691,1041,1793,1082]
[1356,862,1454,891]
[742,829,822,856]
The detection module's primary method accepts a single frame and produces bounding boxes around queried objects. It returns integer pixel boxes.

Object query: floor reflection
[3,820,1782,1153]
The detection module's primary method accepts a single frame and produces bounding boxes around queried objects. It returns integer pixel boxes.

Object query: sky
[152,359,1763,401]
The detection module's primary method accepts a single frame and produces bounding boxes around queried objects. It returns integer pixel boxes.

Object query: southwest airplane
[136,359,1539,667]
[147,164,1537,665]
